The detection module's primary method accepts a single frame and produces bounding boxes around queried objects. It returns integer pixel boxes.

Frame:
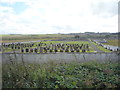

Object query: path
[88,40,104,53]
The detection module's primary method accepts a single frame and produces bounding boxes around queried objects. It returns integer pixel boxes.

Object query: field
[104,39,120,46]
[1,34,74,43]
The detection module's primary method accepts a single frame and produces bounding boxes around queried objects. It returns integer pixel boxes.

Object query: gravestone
[21,49,24,53]
[34,48,38,53]
[26,48,29,53]
[82,49,86,53]
[30,49,33,53]
[40,47,43,53]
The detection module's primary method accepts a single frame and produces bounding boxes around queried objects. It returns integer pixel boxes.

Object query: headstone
[26,48,29,53]
[21,49,24,53]
[60,49,63,52]
[40,47,43,53]
[30,49,33,53]
[34,48,38,53]
[82,49,86,53]
[76,49,79,52]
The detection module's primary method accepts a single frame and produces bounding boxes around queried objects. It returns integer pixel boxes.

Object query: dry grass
[1,34,74,43]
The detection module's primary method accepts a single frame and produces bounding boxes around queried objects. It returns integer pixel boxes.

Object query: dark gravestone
[21,49,24,53]
[26,48,29,53]
[82,49,86,53]
[44,47,47,53]
[18,47,20,49]
[11,46,14,49]
[49,49,52,53]
[79,46,82,49]
[54,49,58,53]
[110,49,113,51]
[117,48,119,51]
[65,49,69,52]
[60,49,63,52]
[34,48,38,53]
[71,50,74,52]
[76,49,79,52]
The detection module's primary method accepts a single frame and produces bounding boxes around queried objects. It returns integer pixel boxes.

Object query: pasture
[1,34,74,43]
[104,39,120,46]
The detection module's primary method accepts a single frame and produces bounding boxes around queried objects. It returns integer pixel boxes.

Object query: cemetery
[0,0,119,88]
[1,40,119,54]
[1,34,120,88]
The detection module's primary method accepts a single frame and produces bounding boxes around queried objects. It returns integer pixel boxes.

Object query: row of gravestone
[94,41,119,52]
[2,43,35,49]
[1,42,89,53]
[20,47,87,53]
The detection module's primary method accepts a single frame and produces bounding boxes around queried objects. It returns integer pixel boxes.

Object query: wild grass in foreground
[3,60,120,88]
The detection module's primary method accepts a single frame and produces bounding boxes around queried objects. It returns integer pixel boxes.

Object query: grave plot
[91,41,114,52]
[2,40,116,53]
[1,41,95,53]
[1,42,35,53]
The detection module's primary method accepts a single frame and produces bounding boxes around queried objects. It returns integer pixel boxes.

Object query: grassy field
[3,60,120,88]
[104,40,120,46]
[1,34,74,43]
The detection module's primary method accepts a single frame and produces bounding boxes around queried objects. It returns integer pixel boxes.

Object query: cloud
[0,0,119,34]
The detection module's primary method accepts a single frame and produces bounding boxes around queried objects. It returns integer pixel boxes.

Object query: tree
[75,35,80,39]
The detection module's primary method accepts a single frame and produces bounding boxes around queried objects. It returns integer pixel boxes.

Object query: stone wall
[1,52,119,64]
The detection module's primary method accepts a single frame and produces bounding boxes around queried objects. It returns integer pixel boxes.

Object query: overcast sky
[0,0,119,34]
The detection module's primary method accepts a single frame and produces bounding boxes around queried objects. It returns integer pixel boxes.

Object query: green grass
[92,42,111,52]
[65,41,89,44]
[97,46,112,52]
[1,34,74,43]
[3,60,120,88]
[103,40,119,46]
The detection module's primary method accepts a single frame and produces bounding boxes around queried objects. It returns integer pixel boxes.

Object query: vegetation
[97,46,111,52]
[3,60,120,88]
[1,34,74,43]
[92,42,111,52]
[104,40,120,46]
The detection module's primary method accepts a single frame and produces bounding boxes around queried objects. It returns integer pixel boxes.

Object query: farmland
[1,34,74,43]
